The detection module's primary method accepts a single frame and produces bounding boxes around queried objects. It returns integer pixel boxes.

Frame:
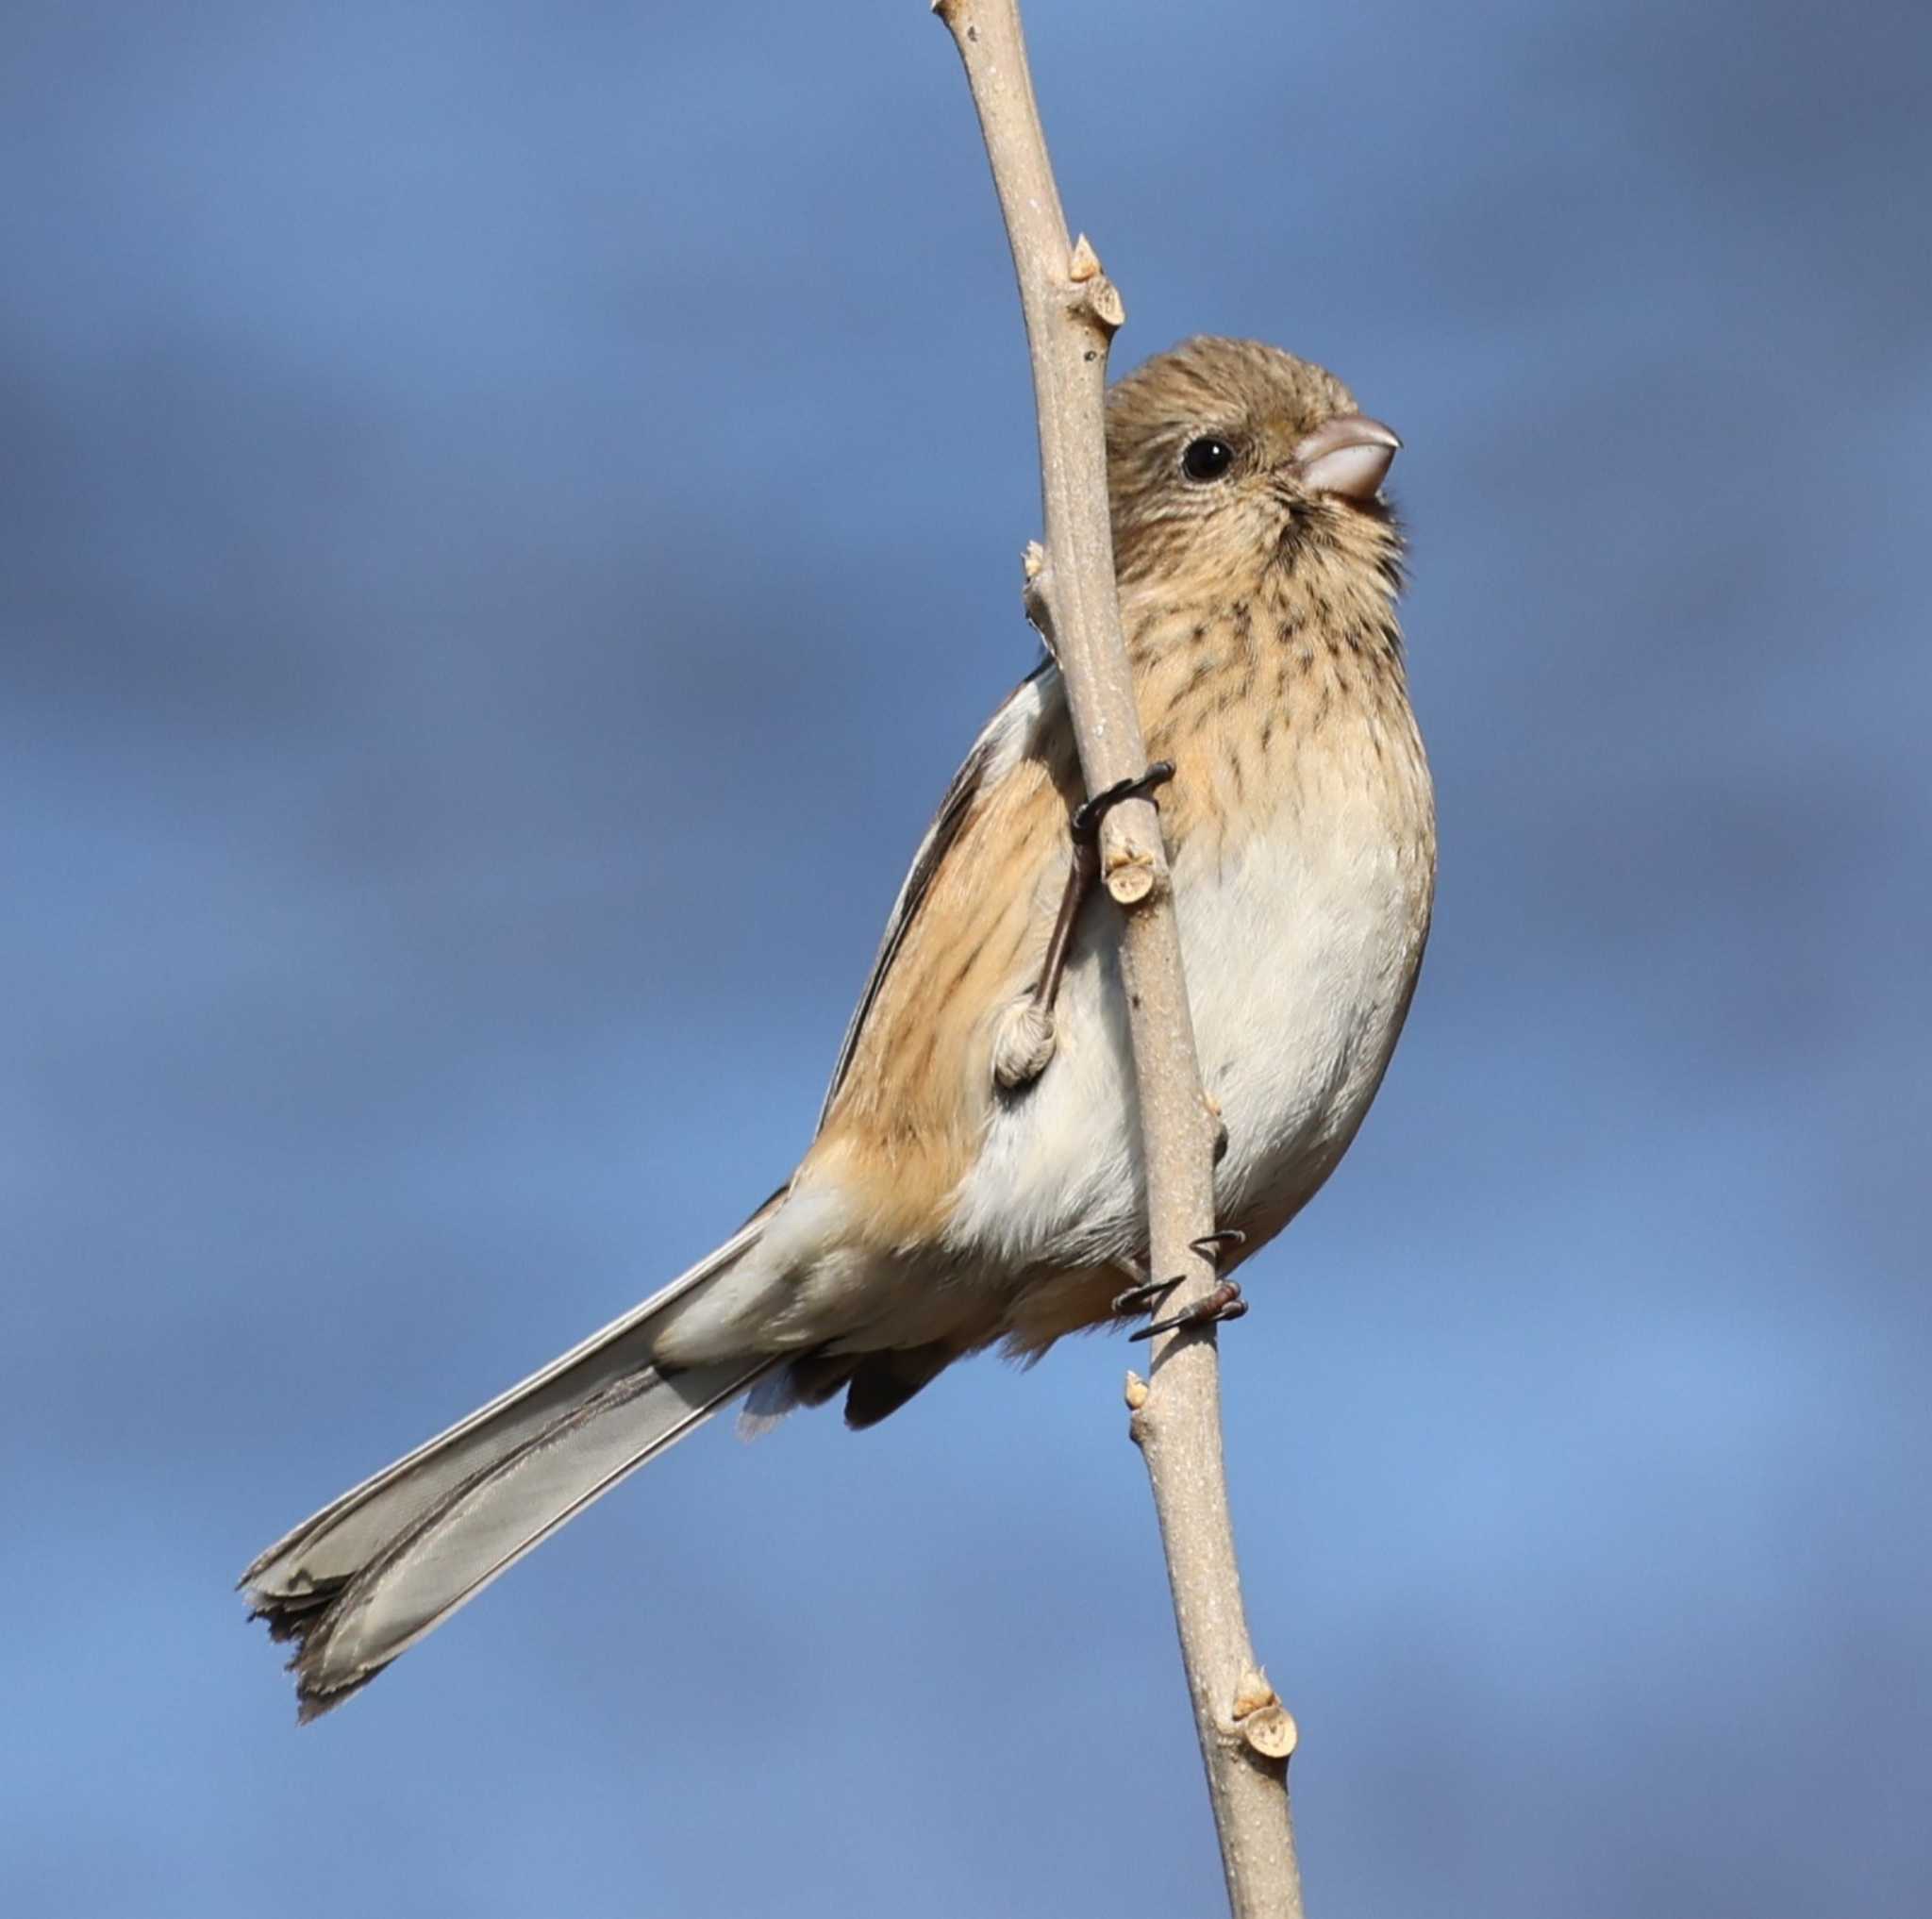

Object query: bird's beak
[1292,414,1401,502]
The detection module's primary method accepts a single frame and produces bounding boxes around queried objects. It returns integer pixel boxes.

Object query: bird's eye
[1180,436,1235,483]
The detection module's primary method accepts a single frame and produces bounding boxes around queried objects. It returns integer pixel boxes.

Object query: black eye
[1180,436,1235,483]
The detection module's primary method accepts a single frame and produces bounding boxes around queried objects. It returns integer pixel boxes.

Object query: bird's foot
[1113,1231,1249,1334]
[1129,1280,1248,1342]
[1072,760,1175,844]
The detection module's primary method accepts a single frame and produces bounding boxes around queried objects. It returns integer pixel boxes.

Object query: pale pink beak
[1292,413,1401,502]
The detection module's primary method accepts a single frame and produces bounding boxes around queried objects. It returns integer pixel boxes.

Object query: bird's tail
[240,1215,778,1719]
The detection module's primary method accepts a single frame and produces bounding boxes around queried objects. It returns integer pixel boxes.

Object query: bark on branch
[930,3,1306,1911]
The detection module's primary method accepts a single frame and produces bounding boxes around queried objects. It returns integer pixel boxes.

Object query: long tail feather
[241,1214,774,1716]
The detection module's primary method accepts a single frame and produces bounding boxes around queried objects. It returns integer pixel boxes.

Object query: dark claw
[1072,760,1175,843]
[1111,1274,1180,1317]
[1113,1234,1243,1319]
[1130,1280,1249,1342]
[1190,1228,1246,1264]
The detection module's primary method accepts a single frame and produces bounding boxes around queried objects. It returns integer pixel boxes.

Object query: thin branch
[930,3,1305,1912]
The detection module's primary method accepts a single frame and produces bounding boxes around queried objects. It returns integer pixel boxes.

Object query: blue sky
[5,3,1928,1914]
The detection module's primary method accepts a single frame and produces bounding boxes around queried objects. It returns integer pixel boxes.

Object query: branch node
[1067,235,1124,332]
[1080,276,1126,334]
[1230,1667,1296,1760]
[1232,1668,1278,1719]
[1020,549,1057,656]
[1236,1661,1298,1770]
[1101,817,1159,906]
[1238,1704,1299,1763]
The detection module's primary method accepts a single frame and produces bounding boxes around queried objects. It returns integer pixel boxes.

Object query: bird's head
[1105,336,1402,595]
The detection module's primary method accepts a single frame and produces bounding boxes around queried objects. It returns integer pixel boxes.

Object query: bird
[242,336,1437,1718]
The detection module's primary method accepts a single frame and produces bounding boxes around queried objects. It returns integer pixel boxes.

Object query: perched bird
[242,336,1437,1717]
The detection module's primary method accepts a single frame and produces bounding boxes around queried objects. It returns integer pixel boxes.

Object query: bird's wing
[816,659,1067,1131]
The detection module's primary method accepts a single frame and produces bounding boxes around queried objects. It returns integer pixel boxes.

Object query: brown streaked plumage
[242,336,1437,1717]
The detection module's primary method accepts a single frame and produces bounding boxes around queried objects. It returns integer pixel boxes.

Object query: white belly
[943,810,1429,1272]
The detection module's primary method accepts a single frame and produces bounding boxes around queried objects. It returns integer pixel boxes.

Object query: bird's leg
[1030,835,1098,1012]
[992,761,1176,1093]
[992,841,1096,1089]
[1036,760,1177,1019]
[1124,1229,1250,1340]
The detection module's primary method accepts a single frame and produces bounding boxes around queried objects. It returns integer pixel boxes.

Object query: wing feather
[816,661,1058,1129]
